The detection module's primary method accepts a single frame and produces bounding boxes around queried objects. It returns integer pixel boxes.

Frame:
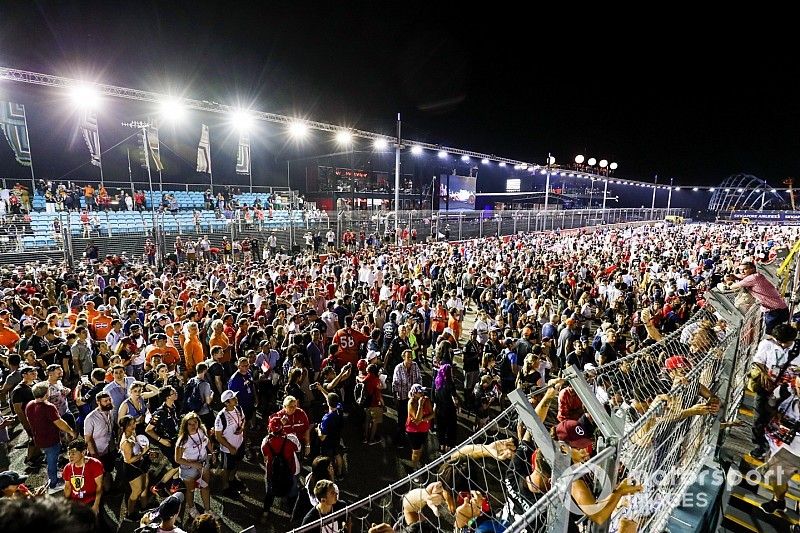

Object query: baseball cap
[408,383,425,398]
[268,416,284,434]
[97,305,107,311]
[221,390,238,403]
[664,356,691,371]
[154,491,184,520]
[555,416,594,450]
[366,350,381,362]
[0,471,28,490]
[19,365,37,375]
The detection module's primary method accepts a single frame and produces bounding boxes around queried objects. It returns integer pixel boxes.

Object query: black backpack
[268,438,294,496]
[499,350,514,381]
[183,377,204,413]
[354,379,370,407]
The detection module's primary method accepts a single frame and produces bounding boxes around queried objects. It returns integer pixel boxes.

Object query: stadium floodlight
[461,154,470,162]
[771,189,777,193]
[410,145,423,156]
[481,158,489,165]
[438,150,448,159]
[709,187,716,192]
[70,84,100,109]
[599,159,608,168]
[373,138,389,150]
[674,187,681,191]
[724,188,731,192]
[159,97,185,121]
[587,157,597,166]
[609,162,618,170]
[335,130,353,146]
[232,110,254,131]
[692,187,699,191]
[289,121,309,139]
[498,162,506,167]
[548,156,556,165]
[737,188,744,192]
[575,155,585,164]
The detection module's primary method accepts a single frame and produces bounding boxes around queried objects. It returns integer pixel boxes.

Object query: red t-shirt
[331,328,368,364]
[360,373,383,408]
[270,409,310,445]
[63,457,104,504]
[25,401,61,449]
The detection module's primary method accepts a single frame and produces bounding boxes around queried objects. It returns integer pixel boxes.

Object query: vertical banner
[81,111,101,167]
[196,123,211,173]
[0,101,32,166]
[147,121,164,171]
[236,131,251,174]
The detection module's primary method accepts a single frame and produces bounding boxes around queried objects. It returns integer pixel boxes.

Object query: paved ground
[3,310,483,533]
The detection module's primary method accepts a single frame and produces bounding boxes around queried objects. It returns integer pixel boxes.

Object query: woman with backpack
[260,417,300,522]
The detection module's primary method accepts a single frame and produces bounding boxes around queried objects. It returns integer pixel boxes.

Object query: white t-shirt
[180,430,209,462]
[83,409,114,456]
[214,407,245,454]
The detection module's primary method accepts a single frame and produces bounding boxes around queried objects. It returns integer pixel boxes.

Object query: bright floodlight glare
[548,156,556,165]
[70,84,100,109]
[481,158,489,165]
[232,110,254,131]
[737,188,744,192]
[599,159,608,168]
[575,155,585,164]
[335,130,353,145]
[159,98,185,121]
[674,187,681,191]
[437,150,448,159]
[709,188,716,192]
[373,138,389,150]
[771,189,777,193]
[609,162,618,170]
[499,162,506,167]
[692,187,699,191]
[587,157,597,166]
[461,154,470,162]
[410,145,423,156]
[289,121,309,138]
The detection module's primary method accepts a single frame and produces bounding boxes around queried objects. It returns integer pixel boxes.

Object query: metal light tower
[121,121,158,241]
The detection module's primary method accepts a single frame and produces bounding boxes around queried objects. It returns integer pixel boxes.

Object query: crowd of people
[0,219,797,533]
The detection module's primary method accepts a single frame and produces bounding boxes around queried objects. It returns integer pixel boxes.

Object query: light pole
[650,174,658,218]
[667,177,674,211]
[544,154,554,211]
[395,113,401,246]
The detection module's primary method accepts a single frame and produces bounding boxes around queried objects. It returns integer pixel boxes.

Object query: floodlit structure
[707,173,783,211]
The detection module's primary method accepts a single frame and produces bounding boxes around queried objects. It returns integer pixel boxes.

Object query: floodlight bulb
[575,155,585,164]
[587,158,597,166]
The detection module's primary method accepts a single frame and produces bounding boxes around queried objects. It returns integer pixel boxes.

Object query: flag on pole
[236,131,251,174]
[81,111,101,167]
[196,124,212,173]
[0,101,32,167]
[147,121,164,172]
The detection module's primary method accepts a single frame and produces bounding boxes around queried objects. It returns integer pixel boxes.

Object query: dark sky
[1,2,798,192]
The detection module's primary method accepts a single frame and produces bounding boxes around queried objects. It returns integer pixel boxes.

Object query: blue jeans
[43,444,61,488]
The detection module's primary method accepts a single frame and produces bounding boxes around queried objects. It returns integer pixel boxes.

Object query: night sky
[1,3,798,203]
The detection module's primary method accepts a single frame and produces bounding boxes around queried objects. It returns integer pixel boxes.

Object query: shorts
[179,461,207,481]
[407,431,428,450]
[219,450,241,471]
[367,406,383,423]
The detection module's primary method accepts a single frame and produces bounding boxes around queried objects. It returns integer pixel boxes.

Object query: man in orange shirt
[183,322,204,377]
[0,317,20,351]
[90,306,114,342]
[208,319,231,364]
[85,301,100,325]
[430,302,448,348]
[146,334,180,369]
[447,308,462,346]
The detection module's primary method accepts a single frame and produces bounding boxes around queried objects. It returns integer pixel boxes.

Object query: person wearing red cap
[260,416,300,521]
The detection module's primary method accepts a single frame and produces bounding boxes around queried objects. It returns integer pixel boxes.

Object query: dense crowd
[0,220,798,533]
